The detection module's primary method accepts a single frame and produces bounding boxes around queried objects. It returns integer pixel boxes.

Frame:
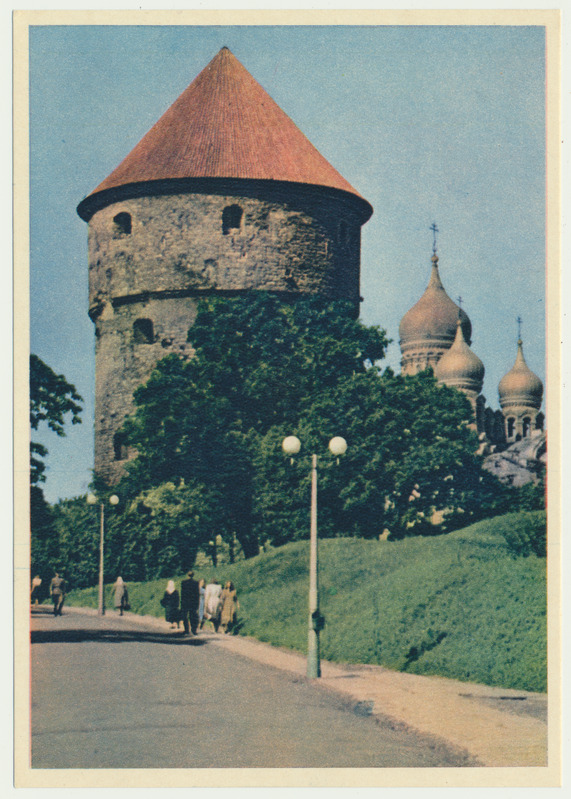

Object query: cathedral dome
[399,255,472,349]
[435,318,484,394]
[498,339,543,409]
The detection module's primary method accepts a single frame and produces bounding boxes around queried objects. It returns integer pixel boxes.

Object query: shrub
[495,511,546,558]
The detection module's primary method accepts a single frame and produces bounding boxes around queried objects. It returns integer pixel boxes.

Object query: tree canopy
[115,294,504,565]
[30,354,83,484]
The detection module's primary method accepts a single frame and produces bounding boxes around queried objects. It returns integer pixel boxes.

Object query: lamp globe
[329,437,347,457]
[282,436,301,456]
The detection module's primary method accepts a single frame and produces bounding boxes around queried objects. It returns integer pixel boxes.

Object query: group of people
[161,572,239,635]
[31,569,239,634]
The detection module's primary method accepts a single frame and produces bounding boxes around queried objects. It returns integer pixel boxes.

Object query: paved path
[31,607,474,769]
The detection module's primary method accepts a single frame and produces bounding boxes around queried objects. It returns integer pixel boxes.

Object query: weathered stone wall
[88,191,361,315]
[93,296,198,484]
[87,188,363,483]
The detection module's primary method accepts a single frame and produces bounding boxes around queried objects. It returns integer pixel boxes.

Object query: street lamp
[282,435,347,679]
[87,493,119,616]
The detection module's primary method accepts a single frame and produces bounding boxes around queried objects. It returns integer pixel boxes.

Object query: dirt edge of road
[62,605,547,768]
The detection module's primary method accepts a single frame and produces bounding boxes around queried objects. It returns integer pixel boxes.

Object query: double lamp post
[282,435,347,679]
[87,492,119,615]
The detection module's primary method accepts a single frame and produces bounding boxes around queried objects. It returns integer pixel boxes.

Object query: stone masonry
[88,187,365,483]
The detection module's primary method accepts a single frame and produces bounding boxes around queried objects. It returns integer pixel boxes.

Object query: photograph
[15,9,561,788]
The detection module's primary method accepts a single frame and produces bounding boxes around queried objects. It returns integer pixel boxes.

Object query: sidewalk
[64,606,547,767]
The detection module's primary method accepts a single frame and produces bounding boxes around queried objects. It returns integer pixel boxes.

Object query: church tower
[77,47,373,484]
[498,333,544,443]
[399,230,471,375]
[434,317,484,405]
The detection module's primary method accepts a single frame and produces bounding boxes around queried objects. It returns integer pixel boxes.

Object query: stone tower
[399,250,471,376]
[77,47,373,484]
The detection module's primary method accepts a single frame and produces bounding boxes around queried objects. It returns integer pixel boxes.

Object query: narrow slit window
[337,220,351,251]
[113,212,132,236]
[522,417,531,438]
[113,432,128,461]
[222,205,243,235]
[506,417,515,439]
[134,318,154,344]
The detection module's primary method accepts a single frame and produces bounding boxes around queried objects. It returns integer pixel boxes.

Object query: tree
[120,294,389,558]
[252,368,501,543]
[30,354,83,484]
[117,293,507,569]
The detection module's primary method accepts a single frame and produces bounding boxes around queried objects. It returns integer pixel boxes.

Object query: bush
[495,511,546,558]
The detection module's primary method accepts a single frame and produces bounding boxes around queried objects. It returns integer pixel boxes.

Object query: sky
[28,23,547,504]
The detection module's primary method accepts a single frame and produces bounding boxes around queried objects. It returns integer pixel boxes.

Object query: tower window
[222,205,243,235]
[113,432,128,461]
[113,212,132,237]
[338,220,349,249]
[133,318,154,344]
[522,416,531,438]
[506,417,515,438]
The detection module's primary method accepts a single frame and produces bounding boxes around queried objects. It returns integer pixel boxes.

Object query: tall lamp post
[87,493,119,615]
[282,435,347,679]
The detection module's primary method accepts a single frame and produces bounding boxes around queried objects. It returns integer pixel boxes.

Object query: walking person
[203,578,223,632]
[220,581,239,634]
[160,580,181,629]
[49,572,66,616]
[112,576,129,616]
[31,575,42,605]
[180,570,200,636]
[198,578,206,630]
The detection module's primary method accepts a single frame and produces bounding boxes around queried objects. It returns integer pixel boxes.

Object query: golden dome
[435,319,484,393]
[399,255,472,348]
[498,339,543,409]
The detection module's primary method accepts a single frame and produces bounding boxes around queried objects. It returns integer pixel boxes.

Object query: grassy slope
[67,514,547,692]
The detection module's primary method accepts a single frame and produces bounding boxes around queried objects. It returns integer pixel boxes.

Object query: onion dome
[498,339,543,410]
[399,254,472,346]
[77,46,372,223]
[435,318,484,394]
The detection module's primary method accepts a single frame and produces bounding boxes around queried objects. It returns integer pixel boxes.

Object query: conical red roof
[80,47,368,215]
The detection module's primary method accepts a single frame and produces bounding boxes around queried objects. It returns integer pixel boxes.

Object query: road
[30,607,472,769]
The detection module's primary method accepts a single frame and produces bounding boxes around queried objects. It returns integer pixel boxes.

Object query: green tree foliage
[30,486,59,598]
[30,354,83,484]
[253,369,503,543]
[117,294,506,567]
[492,510,547,558]
[29,356,83,590]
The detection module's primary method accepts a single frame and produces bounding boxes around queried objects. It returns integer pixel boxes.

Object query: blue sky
[29,24,546,503]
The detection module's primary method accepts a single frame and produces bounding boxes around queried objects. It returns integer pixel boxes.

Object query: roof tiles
[86,47,364,203]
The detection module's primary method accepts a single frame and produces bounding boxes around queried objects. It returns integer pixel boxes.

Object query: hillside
[67,513,547,692]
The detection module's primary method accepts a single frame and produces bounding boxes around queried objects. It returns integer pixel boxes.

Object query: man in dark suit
[49,572,66,616]
[180,570,200,635]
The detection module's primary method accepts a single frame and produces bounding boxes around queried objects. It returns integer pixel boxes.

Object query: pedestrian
[112,576,129,616]
[31,575,42,605]
[203,578,222,632]
[220,581,239,634]
[180,570,200,635]
[160,580,181,629]
[198,578,206,630]
[49,572,66,616]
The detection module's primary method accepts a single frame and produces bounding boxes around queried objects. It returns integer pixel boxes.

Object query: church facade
[398,242,545,481]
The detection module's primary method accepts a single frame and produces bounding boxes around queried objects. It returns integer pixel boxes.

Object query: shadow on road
[31,624,210,648]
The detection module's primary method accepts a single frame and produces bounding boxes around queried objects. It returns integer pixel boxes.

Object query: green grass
[67,512,547,693]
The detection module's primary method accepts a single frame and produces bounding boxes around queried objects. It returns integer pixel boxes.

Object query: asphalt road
[31,607,471,769]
